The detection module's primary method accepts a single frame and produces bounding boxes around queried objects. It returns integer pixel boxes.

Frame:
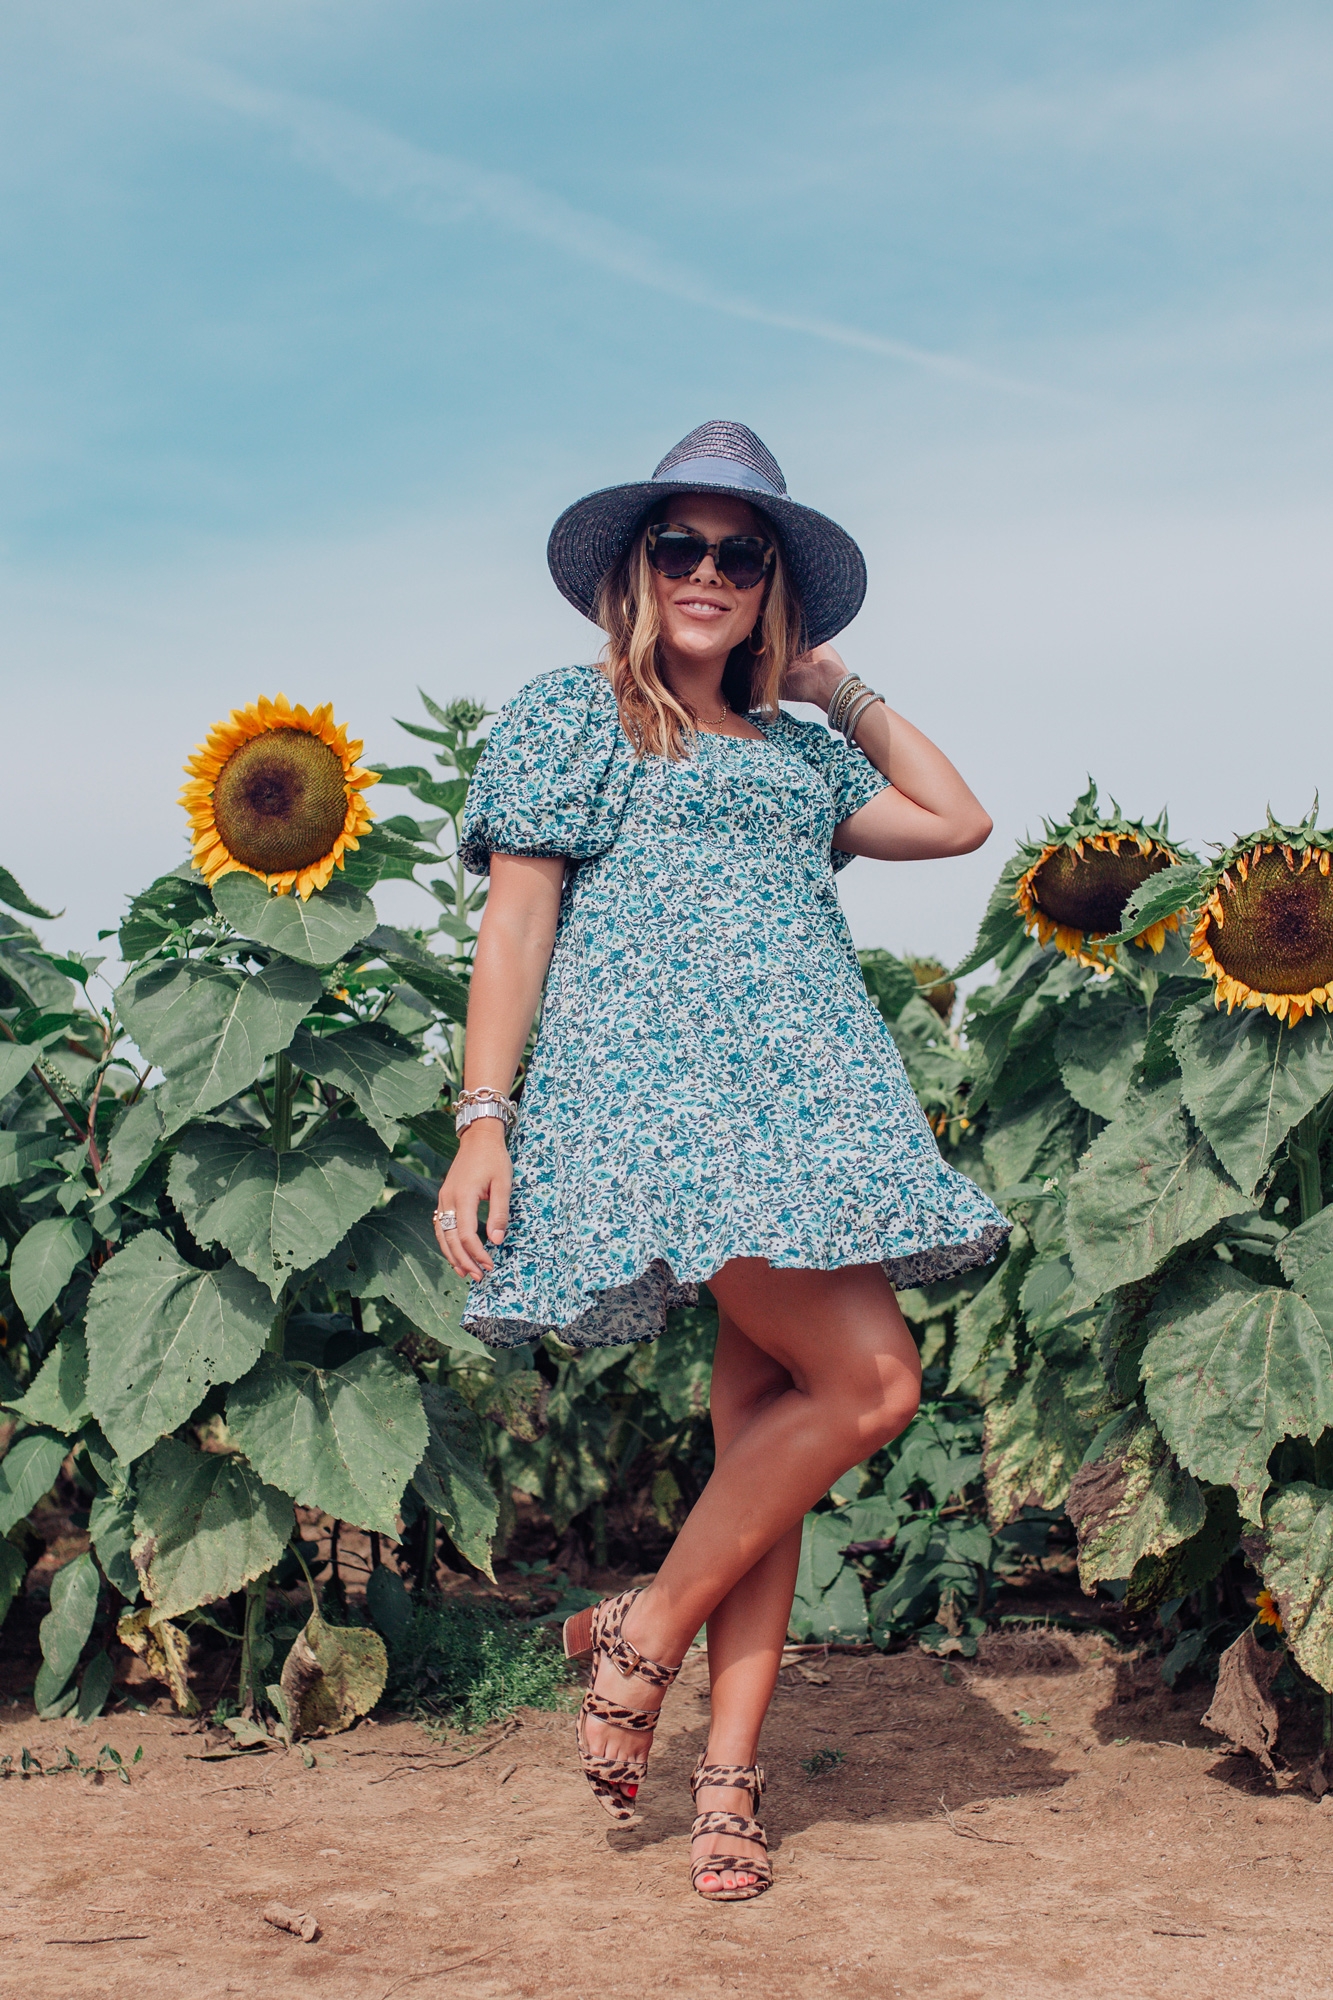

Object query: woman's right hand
[435,1122,513,1280]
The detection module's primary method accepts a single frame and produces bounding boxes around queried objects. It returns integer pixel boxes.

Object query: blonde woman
[434,422,1006,1900]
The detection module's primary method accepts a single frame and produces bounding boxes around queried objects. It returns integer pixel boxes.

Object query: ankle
[621,1587,689,1672]
[702,1734,761,1773]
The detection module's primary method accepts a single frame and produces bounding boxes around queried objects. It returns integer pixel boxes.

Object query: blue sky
[3,1,1331,962]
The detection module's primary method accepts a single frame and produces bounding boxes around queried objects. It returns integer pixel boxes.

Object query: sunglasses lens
[717,537,772,589]
[647,528,708,577]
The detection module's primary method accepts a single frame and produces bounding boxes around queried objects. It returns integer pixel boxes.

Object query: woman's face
[645,494,768,668]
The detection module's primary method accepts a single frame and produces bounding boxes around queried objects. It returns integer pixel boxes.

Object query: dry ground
[3,1627,1331,2000]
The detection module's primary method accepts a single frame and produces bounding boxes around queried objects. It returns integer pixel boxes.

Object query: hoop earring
[748,627,767,657]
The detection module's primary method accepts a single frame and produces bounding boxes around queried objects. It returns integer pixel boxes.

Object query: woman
[434,421,1007,1900]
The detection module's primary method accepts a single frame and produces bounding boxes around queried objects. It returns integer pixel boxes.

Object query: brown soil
[4,1622,1331,2000]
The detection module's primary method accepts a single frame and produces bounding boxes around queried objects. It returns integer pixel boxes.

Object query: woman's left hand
[781,643,849,711]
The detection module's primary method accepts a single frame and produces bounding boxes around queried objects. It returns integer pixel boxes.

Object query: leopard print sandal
[689,1756,773,1901]
[563,1589,680,1824]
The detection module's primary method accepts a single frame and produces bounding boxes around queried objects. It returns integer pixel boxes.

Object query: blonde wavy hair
[592,504,804,760]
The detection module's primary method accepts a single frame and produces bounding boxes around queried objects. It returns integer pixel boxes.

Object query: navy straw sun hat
[546,420,867,651]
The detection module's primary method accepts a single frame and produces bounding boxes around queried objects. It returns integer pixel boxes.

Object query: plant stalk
[1292,1108,1325,1224]
[238,1574,268,1714]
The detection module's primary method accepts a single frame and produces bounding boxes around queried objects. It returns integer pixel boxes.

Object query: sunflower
[1013,784,1192,968]
[1255,1588,1283,1634]
[180,695,379,900]
[907,957,957,1023]
[1190,812,1333,1024]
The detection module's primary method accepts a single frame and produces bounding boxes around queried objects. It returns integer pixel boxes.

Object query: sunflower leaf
[212,872,379,967]
[1065,1407,1206,1592]
[0,1129,62,1188]
[362,927,470,1023]
[288,1024,441,1146]
[85,1230,275,1462]
[0,1539,26,1629]
[1140,1266,1333,1520]
[1101,862,1209,948]
[131,1437,293,1620]
[1247,1482,1333,1691]
[118,871,215,959]
[982,1343,1116,1526]
[38,1551,100,1688]
[117,958,323,1117]
[313,1191,483,1355]
[8,1217,93,1326]
[410,1382,498,1576]
[1174,1006,1333,1196]
[337,828,436,891]
[89,1485,141,1599]
[950,855,1028,978]
[0,865,59,922]
[226,1350,427,1537]
[1065,1080,1251,1298]
[1055,992,1148,1120]
[4,1328,91,1433]
[0,1427,69,1534]
[168,1123,390,1300]
[1278,1206,1333,1333]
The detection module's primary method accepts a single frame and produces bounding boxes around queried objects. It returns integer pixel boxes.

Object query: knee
[856,1374,921,1458]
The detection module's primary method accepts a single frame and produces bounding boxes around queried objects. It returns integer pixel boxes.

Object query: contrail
[173,59,1062,402]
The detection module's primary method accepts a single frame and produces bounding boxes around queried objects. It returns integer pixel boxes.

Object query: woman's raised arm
[435,852,566,1279]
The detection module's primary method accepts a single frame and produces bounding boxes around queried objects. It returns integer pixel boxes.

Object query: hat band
[653,454,784,499]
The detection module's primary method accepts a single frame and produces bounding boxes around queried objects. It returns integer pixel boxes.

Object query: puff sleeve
[459,666,634,876]
[769,711,890,871]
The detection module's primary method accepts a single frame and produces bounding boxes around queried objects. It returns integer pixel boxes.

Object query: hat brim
[547,478,866,651]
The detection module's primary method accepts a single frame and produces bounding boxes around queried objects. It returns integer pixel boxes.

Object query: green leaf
[858,948,919,1024]
[77,1650,116,1722]
[168,1123,389,1300]
[1278,1205,1333,1333]
[790,1513,869,1643]
[951,855,1028,978]
[0,864,59,921]
[0,1041,39,1095]
[947,1232,1029,1396]
[1066,1080,1250,1299]
[0,1538,26,1628]
[982,1344,1116,1526]
[280,1609,388,1737]
[1066,1408,1206,1592]
[1102,862,1209,948]
[1122,1482,1241,1612]
[89,1486,140,1598]
[100,1092,170,1202]
[982,1083,1076,1189]
[5,1329,91,1433]
[338,828,436,891]
[364,1564,413,1645]
[131,1437,293,1619]
[212,872,379,967]
[1055,995,1147,1121]
[34,1660,80,1718]
[314,1192,482,1354]
[226,1350,427,1537]
[85,1230,275,1462]
[9,1217,93,1325]
[1249,1481,1333,1691]
[1141,1268,1333,1520]
[0,1428,68,1533]
[39,1551,100,1686]
[410,1382,498,1577]
[0,1129,61,1188]
[362,927,470,1022]
[1174,1005,1333,1196]
[118,871,214,959]
[126,956,324,1122]
[289,1024,440,1145]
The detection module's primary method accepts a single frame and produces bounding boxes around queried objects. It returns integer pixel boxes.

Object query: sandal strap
[595,1591,679,1691]
[690,1852,773,1897]
[690,1810,768,1848]
[690,1757,766,1806]
[582,1691,664,1735]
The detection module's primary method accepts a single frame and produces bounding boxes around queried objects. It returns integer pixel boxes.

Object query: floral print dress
[458,665,1008,1349]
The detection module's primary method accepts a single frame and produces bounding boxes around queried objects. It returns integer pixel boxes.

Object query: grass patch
[384,1596,577,1732]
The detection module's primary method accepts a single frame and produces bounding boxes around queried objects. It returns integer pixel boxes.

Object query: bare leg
[581,1259,920,1864]
[694,1311,801,1893]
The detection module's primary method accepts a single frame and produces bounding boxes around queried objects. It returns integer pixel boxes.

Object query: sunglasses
[645,523,775,591]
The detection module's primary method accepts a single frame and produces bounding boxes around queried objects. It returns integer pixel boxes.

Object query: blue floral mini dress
[458,665,1008,1349]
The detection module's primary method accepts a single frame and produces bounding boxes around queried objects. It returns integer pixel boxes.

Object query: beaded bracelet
[842,690,886,742]
[827,673,869,735]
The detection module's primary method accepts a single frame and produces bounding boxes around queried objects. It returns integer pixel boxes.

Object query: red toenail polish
[624,1784,637,1797]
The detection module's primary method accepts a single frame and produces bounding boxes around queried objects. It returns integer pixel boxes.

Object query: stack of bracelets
[826,671,886,742]
[454,1086,519,1137]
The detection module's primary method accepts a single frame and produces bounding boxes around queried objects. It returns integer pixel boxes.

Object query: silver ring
[434,1209,458,1232]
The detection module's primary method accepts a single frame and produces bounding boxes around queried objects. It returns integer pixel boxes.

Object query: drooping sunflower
[906,957,957,1023]
[1013,784,1192,968]
[180,695,379,899]
[1190,811,1333,1024]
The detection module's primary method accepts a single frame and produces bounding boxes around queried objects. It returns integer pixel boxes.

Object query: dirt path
[3,1630,1329,2000]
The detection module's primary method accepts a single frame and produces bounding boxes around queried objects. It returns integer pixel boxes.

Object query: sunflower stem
[1292,1109,1325,1224]
[271,1051,294,1154]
